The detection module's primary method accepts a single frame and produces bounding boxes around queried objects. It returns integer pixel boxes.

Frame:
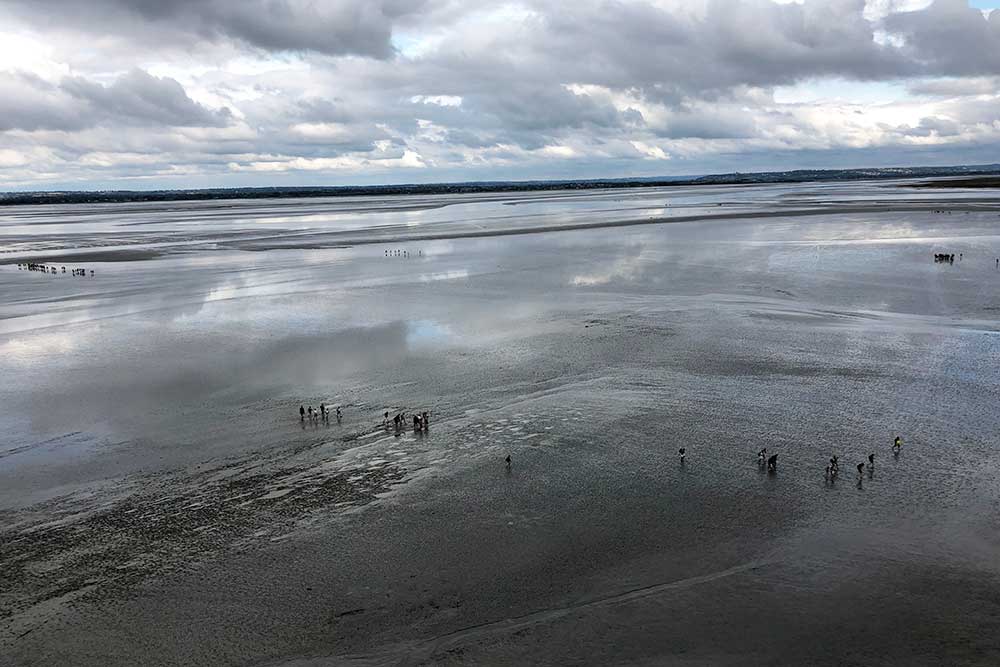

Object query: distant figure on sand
[758,448,767,464]
[857,462,865,476]
[505,454,511,470]
[336,406,342,422]
[320,403,326,420]
[767,454,778,472]
[893,436,902,453]
[678,447,686,462]
[868,453,874,466]
[300,405,305,421]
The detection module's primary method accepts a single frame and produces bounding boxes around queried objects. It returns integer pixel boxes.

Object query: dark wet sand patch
[0,445,410,641]
[220,202,1000,251]
[4,249,165,264]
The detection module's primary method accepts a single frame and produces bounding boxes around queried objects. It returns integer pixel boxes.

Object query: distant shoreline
[2,164,1000,207]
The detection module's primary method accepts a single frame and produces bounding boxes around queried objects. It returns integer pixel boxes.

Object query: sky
[1,0,1000,190]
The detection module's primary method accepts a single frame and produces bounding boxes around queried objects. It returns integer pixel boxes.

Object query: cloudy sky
[1,0,999,190]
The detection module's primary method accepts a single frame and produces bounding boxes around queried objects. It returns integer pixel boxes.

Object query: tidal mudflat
[2,181,1000,665]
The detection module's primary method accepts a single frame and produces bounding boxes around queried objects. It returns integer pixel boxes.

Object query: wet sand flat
[2,181,1000,665]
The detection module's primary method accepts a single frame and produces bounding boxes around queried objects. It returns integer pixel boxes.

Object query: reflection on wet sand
[2,181,1000,665]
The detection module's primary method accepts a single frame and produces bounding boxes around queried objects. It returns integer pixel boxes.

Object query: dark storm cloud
[0,69,230,132]
[885,0,1000,75]
[0,72,89,132]
[2,0,437,58]
[62,69,232,128]
[523,0,912,94]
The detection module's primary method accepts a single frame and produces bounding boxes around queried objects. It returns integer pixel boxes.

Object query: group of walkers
[752,436,903,484]
[17,263,94,276]
[295,403,430,434]
[757,448,779,471]
[299,403,341,425]
[930,252,1000,268]
[822,436,902,484]
[383,410,430,433]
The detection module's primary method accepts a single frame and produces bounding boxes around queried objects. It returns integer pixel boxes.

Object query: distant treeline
[2,164,999,207]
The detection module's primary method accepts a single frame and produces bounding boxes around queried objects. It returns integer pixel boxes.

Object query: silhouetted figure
[413,414,421,431]
[857,462,865,476]
[320,403,326,420]
[300,405,305,421]
[678,447,686,462]
[767,453,778,472]
[893,436,902,454]
[307,406,313,421]
[868,453,874,466]
[505,454,511,470]
[336,406,342,422]
[758,447,767,464]
[422,411,429,428]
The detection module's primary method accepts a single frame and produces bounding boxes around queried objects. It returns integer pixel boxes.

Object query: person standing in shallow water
[300,405,305,421]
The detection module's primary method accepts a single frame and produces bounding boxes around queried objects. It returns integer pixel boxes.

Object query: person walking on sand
[505,454,511,470]
[893,436,902,453]
[300,405,305,421]
[320,403,326,420]
[868,453,874,467]
[679,447,686,462]
[857,462,865,477]
[767,453,778,472]
[336,406,342,422]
